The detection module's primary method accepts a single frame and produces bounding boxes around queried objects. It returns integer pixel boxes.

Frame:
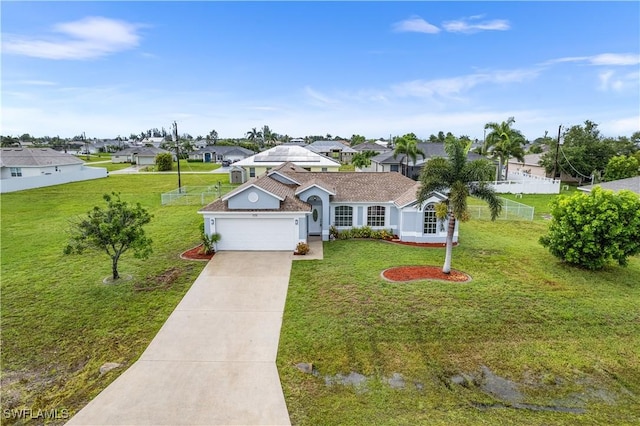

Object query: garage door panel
[216,218,295,251]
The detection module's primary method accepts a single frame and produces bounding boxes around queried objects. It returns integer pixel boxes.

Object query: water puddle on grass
[452,365,587,414]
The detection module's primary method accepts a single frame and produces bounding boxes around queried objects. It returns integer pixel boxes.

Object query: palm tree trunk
[442,215,456,274]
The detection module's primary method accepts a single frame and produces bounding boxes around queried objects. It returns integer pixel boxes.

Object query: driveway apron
[67,251,293,426]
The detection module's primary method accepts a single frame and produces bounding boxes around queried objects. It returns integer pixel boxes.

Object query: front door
[308,197,322,236]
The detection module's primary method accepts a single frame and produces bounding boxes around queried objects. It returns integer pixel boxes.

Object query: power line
[559,145,592,179]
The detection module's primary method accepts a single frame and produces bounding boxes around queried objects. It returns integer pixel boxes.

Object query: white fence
[161,184,236,206]
[469,197,534,221]
[490,171,560,194]
[0,166,108,193]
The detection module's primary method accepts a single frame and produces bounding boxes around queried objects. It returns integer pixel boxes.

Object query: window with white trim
[10,167,22,177]
[367,206,385,227]
[334,206,353,227]
[249,167,256,177]
[424,203,437,234]
[390,164,399,172]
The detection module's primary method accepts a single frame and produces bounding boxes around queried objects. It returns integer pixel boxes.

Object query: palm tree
[484,117,526,180]
[417,136,502,273]
[246,127,263,147]
[393,136,426,178]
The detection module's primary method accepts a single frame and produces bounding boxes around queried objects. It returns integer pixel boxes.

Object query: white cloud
[442,16,510,33]
[547,53,640,66]
[392,17,440,34]
[2,17,142,60]
[304,86,338,106]
[391,68,540,99]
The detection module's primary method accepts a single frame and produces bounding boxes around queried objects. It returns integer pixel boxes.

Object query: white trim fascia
[295,183,336,196]
[221,183,285,202]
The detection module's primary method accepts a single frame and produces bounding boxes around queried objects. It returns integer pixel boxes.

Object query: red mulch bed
[384,239,457,248]
[180,244,214,261]
[382,266,471,283]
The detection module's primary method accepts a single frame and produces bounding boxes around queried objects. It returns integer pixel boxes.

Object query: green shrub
[539,187,640,269]
[155,153,173,171]
[199,222,220,255]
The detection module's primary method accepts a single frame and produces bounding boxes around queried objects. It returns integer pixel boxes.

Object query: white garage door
[215,218,296,251]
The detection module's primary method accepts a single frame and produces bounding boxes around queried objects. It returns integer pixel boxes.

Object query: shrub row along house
[198,162,457,251]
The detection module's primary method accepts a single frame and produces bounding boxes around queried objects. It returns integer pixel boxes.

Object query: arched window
[367,206,386,227]
[334,206,353,227]
[424,204,437,234]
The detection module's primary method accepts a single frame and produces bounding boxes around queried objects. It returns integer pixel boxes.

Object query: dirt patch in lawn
[180,244,214,261]
[382,265,471,283]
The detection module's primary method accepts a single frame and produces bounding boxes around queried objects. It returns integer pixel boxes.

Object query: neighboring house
[507,153,547,178]
[0,148,107,193]
[369,143,485,179]
[198,162,457,251]
[305,140,357,164]
[111,147,172,165]
[352,142,392,155]
[189,146,254,163]
[231,145,341,183]
[578,176,640,195]
[140,137,166,148]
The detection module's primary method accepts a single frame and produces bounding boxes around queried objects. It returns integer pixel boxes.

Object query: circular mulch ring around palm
[180,244,214,261]
[382,266,471,283]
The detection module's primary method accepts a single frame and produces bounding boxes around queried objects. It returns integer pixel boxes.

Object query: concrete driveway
[67,252,293,426]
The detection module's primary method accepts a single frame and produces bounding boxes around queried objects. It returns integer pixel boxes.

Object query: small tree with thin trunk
[64,193,153,280]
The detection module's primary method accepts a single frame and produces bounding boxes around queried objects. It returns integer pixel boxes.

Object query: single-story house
[111,147,173,165]
[578,176,640,195]
[305,140,357,164]
[352,142,392,155]
[231,144,341,183]
[189,145,255,163]
[0,148,107,193]
[198,162,457,251]
[368,143,486,179]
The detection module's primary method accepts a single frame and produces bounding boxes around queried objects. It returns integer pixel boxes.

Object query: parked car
[222,160,231,167]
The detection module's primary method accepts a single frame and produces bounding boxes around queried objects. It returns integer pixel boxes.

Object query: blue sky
[2,1,639,141]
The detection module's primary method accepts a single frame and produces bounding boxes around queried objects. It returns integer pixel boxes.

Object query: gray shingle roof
[578,176,640,195]
[112,147,170,157]
[0,148,84,167]
[306,140,357,153]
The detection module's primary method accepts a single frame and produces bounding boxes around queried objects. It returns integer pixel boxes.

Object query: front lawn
[278,221,640,424]
[0,173,227,420]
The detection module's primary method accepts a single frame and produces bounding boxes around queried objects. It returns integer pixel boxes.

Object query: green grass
[0,172,228,419]
[139,160,222,173]
[278,220,640,424]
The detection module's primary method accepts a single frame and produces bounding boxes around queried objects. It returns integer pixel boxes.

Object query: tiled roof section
[393,182,422,207]
[271,162,309,174]
[0,148,84,167]
[209,172,311,212]
[280,170,419,203]
[199,194,311,212]
[295,178,337,195]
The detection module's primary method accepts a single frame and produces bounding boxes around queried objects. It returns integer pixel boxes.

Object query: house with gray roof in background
[305,140,357,164]
[198,161,456,251]
[111,146,173,166]
[578,176,640,195]
[367,142,486,179]
[0,148,107,193]
[189,145,255,163]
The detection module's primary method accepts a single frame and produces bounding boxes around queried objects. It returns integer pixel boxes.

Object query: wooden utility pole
[552,125,562,180]
[172,121,182,193]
